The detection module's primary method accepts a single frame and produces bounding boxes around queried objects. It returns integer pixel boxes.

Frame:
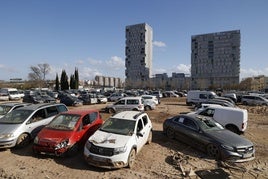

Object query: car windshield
[100,118,136,136]
[198,118,224,131]
[0,105,12,115]
[0,109,33,124]
[47,114,80,130]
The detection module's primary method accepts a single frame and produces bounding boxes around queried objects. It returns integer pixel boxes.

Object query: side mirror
[137,132,143,137]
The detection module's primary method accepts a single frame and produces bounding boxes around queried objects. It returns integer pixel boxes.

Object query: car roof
[60,109,99,115]
[16,103,66,111]
[0,102,29,107]
[111,111,145,121]
[120,96,142,100]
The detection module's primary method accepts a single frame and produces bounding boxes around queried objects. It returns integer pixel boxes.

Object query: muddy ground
[0,97,267,179]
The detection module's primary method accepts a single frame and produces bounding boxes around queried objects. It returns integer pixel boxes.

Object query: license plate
[243,153,252,158]
[91,155,105,162]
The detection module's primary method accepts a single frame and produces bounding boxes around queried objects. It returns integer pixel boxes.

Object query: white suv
[84,111,153,169]
[105,97,144,113]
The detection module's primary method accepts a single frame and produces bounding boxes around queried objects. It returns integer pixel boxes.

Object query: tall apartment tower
[191,30,240,90]
[125,23,153,88]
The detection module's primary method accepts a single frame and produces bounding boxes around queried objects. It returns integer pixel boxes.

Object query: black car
[59,94,83,106]
[163,113,255,162]
[23,94,45,104]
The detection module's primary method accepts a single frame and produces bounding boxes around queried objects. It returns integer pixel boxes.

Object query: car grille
[89,143,114,156]
[236,146,254,154]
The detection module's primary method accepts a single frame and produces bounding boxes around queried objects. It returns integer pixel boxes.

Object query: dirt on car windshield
[0,97,267,178]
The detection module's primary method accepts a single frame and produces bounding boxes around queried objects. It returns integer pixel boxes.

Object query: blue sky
[0,0,267,82]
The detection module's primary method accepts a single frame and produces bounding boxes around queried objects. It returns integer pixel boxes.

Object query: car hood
[37,127,73,144]
[0,123,20,134]
[88,130,131,148]
[206,129,253,147]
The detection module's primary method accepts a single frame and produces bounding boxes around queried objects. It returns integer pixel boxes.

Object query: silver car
[0,103,68,149]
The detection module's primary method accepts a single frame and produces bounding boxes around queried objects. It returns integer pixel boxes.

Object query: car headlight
[114,146,127,155]
[221,144,235,151]
[0,133,14,139]
[55,140,69,150]
[85,141,92,150]
[34,136,39,144]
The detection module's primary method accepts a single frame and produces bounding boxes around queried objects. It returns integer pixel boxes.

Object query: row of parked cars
[0,99,256,169]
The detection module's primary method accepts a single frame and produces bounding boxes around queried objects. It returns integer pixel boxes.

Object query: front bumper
[33,144,68,156]
[84,146,129,169]
[220,148,255,163]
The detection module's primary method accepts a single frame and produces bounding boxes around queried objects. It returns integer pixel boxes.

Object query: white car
[141,95,159,105]
[84,111,153,169]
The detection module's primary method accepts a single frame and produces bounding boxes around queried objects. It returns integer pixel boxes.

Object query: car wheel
[108,108,115,114]
[127,148,136,168]
[144,105,151,111]
[226,125,239,134]
[146,130,152,144]
[207,144,220,160]
[67,143,79,157]
[16,133,31,148]
[166,128,175,139]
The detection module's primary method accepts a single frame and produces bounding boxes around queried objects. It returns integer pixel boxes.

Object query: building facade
[191,30,240,90]
[125,23,153,89]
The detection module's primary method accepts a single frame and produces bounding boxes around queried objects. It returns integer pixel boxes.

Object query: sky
[0,0,268,82]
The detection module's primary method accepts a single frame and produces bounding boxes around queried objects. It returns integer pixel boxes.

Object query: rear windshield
[0,109,33,124]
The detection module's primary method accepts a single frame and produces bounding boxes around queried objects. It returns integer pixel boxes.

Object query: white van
[186,90,217,105]
[189,105,248,134]
[2,88,21,100]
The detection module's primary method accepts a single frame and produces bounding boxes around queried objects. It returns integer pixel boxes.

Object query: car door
[135,118,147,153]
[113,99,126,112]
[25,108,52,137]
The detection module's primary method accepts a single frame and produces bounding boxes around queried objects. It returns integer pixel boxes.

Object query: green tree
[70,74,75,89]
[55,73,59,91]
[74,67,79,89]
[60,70,69,90]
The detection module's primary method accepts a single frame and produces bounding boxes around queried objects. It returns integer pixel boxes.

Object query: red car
[32,109,103,156]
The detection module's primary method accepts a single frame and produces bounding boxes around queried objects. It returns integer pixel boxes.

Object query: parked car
[189,105,248,134]
[33,109,103,156]
[2,88,21,100]
[84,111,153,169]
[105,97,144,114]
[96,94,108,104]
[196,98,236,109]
[143,100,156,111]
[79,92,98,105]
[108,93,127,102]
[23,94,45,104]
[0,89,9,101]
[141,95,159,105]
[0,103,68,149]
[0,102,30,118]
[36,92,57,103]
[186,90,217,106]
[60,94,83,106]
[241,95,268,106]
[163,113,255,162]
[163,91,179,98]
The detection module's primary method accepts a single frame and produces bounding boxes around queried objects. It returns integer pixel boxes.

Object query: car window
[46,106,59,117]
[115,100,125,105]
[57,105,68,112]
[127,99,139,105]
[182,118,198,130]
[142,115,148,126]
[83,112,98,125]
[137,119,144,132]
[30,109,46,123]
[200,94,208,99]
[199,108,215,117]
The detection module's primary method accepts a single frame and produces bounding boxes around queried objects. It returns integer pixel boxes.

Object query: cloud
[87,58,103,65]
[174,64,191,74]
[240,67,268,79]
[76,60,84,64]
[153,41,166,47]
[105,56,124,70]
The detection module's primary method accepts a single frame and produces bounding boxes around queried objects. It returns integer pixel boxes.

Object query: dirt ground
[0,97,267,179]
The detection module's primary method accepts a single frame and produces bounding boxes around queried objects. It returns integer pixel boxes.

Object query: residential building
[191,30,240,90]
[125,23,153,89]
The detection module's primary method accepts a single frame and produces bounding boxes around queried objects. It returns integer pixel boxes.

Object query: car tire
[144,105,151,111]
[146,130,152,144]
[166,128,175,139]
[226,125,239,134]
[16,133,31,148]
[127,148,136,168]
[207,144,220,160]
[67,143,79,157]
[108,108,115,114]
